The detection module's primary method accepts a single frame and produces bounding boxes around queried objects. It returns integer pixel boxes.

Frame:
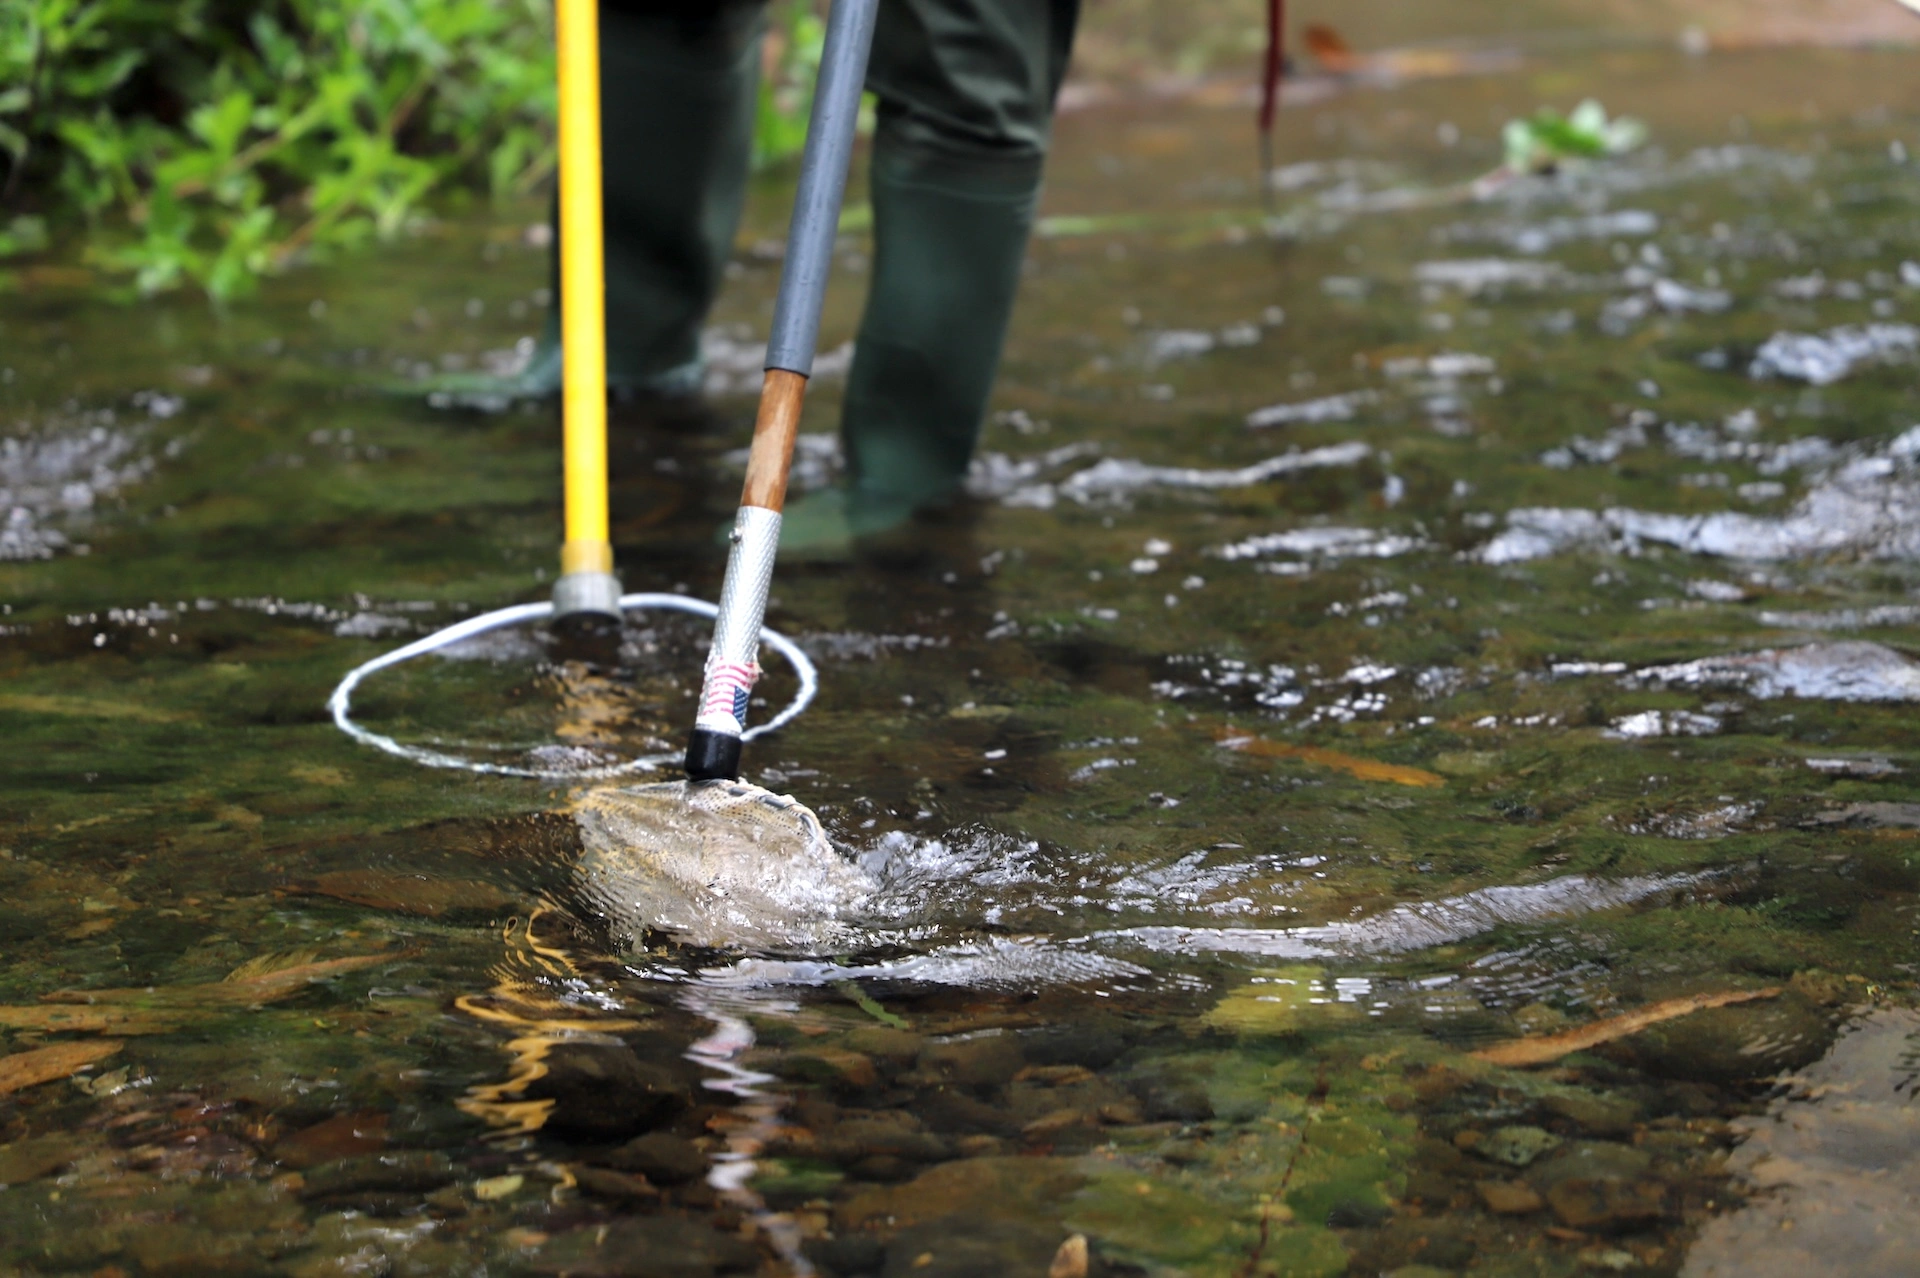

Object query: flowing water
[4,21,1920,1278]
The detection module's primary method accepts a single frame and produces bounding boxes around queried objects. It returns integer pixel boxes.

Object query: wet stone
[878,1215,1074,1278]
[819,1113,951,1165]
[913,1087,1022,1136]
[0,1133,84,1185]
[780,1047,881,1091]
[124,1221,263,1276]
[572,1164,658,1199]
[804,1232,886,1276]
[1541,1091,1640,1137]
[299,1151,457,1202]
[915,1032,1024,1090]
[1786,967,1855,1008]
[602,1131,706,1183]
[526,1041,692,1138]
[1326,1196,1394,1227]
[1544,1177,1670,1231]
[1476,1178,1545,1215]
[273,1109,389,1168]
[1530,1140,1654,1187]
[1019,1022,1128,1070]
[843,1026,925,1068]
[1476,1125,1562,1168]
[529,1214,759,1277]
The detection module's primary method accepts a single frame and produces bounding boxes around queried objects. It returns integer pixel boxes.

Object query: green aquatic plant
[0,0,558,300]
[1501,98,1647,174]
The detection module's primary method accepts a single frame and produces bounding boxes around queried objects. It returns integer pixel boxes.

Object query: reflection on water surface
[3,17,1920,1278]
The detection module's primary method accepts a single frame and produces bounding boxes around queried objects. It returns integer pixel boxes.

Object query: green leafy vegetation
[1502,98,1647,174]
[0,1,839,302]
[754,0,826,171]
[0,0,559,301]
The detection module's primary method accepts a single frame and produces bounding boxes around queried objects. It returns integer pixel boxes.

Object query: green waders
[485,0,1079,547]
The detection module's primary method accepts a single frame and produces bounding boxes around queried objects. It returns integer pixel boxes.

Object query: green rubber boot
[415,6,760,409]
[778,141,1043,555]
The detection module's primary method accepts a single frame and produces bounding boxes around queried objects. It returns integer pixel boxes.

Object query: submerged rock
[878,1216,1076,1278]
[915,1032,1025,1090]
[1540,1091,1639,1136]
[1530,1141,1653,1187]
[603,1131,706,1183]
[299,1152,457,1202]
[1476,1125,1562,1168]
[1544,1176,1668,1231]
[1613,993,1835,1084]
[524,1041,691,1138]
[1476,1179,1545,1214]
[529,1215,759,1277]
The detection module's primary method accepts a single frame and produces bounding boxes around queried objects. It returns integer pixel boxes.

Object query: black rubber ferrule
[684,728,742,781]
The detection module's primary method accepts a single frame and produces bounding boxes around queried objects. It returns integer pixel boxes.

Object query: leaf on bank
[1217,731,1446,788]
[0,1040,124,1096]
[1472,987,1783,1067]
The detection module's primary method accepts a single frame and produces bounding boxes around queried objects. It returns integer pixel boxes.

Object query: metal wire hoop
[326,593,817,779]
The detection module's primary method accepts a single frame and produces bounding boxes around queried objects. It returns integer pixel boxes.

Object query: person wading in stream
[436,0,1081,555]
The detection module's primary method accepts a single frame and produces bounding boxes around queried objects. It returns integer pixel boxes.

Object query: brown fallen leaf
[0,1004,186,1036]
[1050,1234,1090,1278]
[43,950,403,1009]
[1218,731,1446,788]
[1472,987,1783,1068]
[0,1040,123,1096]
[1303,24,1360,74]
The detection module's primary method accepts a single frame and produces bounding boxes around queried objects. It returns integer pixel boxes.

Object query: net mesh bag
[573,780,874,954]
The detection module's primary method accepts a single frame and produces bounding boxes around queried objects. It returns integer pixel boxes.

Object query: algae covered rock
[1201,966,1357,1037]
[1611,991,1836,1083]
[1476,1125,1562,1168]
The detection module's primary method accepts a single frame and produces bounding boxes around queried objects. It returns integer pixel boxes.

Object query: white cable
[327,593,817,780]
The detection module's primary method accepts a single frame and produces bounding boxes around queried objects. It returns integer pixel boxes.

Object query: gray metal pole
[763,0,879,377]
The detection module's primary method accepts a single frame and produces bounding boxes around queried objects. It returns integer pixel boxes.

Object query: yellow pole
[556,0,611,581]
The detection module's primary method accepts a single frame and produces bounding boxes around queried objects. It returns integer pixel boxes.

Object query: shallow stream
[3,25,1920,1278]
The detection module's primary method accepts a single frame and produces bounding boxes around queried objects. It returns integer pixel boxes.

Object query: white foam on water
[1413,259,1567,291]
[1087,869,1725,961]
[1628,641,1920,702]
[1477,427,1920,564]
[1245,391,1378,428]
[1055,442,1371,503]
[1750,323,1920,385]
[671,868,1726,992]
[1211,525,1427,562]
[1,417,155,561]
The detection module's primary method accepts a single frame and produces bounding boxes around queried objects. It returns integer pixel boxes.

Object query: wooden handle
[741,369,808,512]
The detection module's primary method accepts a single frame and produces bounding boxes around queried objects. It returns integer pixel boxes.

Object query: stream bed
[3,25,1920,1278]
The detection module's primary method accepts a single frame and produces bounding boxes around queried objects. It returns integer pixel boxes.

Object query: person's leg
[838,0,1080,526]
[600,3,764,393]
[417,3,762,406]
